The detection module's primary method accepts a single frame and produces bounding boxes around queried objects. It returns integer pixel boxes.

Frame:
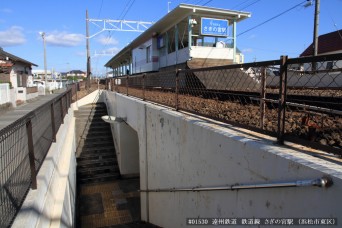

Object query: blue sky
[1,0,341,76]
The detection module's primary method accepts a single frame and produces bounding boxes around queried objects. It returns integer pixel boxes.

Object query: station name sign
[201,18,228,37]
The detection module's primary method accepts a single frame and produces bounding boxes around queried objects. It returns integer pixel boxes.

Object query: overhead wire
[202,0,213,6]
[238,0,308,37]
[238,0,262,11]
[231,0,254,10]
[93,0,137,76]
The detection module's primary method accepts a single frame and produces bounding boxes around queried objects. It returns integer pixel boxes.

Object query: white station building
[105,4,251,76]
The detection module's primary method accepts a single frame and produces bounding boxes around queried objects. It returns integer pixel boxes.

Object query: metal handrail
[139,177,333,193]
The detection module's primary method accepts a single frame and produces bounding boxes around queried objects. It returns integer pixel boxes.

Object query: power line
[202,0,213,6]
[97,0,104,18]
[231,0,254,10]
[239,0,262,11]
[238,0,308,37]
[120,0,136,19]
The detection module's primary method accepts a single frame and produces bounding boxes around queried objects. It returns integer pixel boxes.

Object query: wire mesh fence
[0,88,73,228]
[284,54,342,153]
[110,53,342,155]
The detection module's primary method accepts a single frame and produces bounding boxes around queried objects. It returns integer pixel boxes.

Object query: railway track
[118,85,342,155]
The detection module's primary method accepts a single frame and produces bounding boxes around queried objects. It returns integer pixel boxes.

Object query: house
[67,70,86,78]
[105,4,251,76]
[269,30,342,89]
[300,29,342,70]
[0,48,38,88]
[0,48,39,106]
[32,69,60,80]
[300,29,342,57]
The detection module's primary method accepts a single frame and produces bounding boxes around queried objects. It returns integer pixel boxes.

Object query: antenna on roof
[168,1,171,13]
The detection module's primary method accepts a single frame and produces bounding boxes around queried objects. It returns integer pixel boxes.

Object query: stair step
[77,157,117,167]
[80,134,112,140]
[79,125,111,130]
[77,165,119,174]
[79,141,114,149]
[77,152,116,161]
[78,173,121,184]
[75,103,120,184]
[77,145,115,153]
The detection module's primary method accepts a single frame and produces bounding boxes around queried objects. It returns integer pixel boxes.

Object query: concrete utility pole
[39,32,48,92]
[86,10,91,89]
[313,0,320,56]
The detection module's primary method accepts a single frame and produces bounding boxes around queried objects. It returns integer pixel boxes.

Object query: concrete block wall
[104,91,342,228]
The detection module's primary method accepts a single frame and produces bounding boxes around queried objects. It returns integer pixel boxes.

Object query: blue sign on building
[201,18,229,37]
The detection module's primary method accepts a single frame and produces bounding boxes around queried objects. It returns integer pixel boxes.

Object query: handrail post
[142,73,146,101]
[260,67,266,130]
[175,69,180,111]
[26,119,37,189]
[65,93,68,114]
[277,55,288,144]
[75,83,78,102]
[126,75,129,95]
[60,97,64,124]
[51,103,56,142]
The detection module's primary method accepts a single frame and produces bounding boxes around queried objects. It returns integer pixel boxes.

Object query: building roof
[0,48,38,66]
[68,70,85,74]
[300,29,342,57]
[105,4,251,68]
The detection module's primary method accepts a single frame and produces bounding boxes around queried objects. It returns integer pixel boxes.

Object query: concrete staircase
[75,103,120,184]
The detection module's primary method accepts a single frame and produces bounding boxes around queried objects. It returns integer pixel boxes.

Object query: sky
[1,0,342,77]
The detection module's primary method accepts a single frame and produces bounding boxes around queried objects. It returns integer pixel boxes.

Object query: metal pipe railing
[139,176,333,193]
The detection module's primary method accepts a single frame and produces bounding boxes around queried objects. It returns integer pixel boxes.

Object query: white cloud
[0,26,26,46]
[247,34,256,39]
[44,31,84,47]
[96,36,119,45]
[93,47,120,58]
[242,48,253,53]
[0,8,13,14]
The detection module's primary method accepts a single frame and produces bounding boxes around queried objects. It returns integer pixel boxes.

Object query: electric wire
[202,0,213,6]
[93,0,137,77]
[238,0,308,37]
[231,0,254,10]
[238,0,261,11]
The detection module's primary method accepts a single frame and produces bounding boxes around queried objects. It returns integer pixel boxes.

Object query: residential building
[0,48,38,88]
[300,29,342,70]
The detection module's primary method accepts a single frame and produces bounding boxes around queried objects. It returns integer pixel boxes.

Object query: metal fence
[0,88,73,228]
[108,53,342,156]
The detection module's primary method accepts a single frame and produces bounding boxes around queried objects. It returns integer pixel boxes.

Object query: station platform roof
[105,4,251,68]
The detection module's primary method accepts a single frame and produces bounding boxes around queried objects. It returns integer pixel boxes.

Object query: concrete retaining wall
[12,90,105,228]
[104,91,342,228]
[12,107,77,228]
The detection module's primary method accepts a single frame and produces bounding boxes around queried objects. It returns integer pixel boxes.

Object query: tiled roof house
[0,48,38,88]
[300,29,342,57]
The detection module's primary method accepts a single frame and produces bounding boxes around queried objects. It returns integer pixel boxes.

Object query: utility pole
[39,32,48,93]
[313,0,320,56]
[86,10,91,89]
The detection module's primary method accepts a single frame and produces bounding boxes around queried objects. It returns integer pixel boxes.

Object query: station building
[105,4,251,76]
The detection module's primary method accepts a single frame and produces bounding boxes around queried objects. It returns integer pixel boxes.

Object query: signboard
[201,18,228,37]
